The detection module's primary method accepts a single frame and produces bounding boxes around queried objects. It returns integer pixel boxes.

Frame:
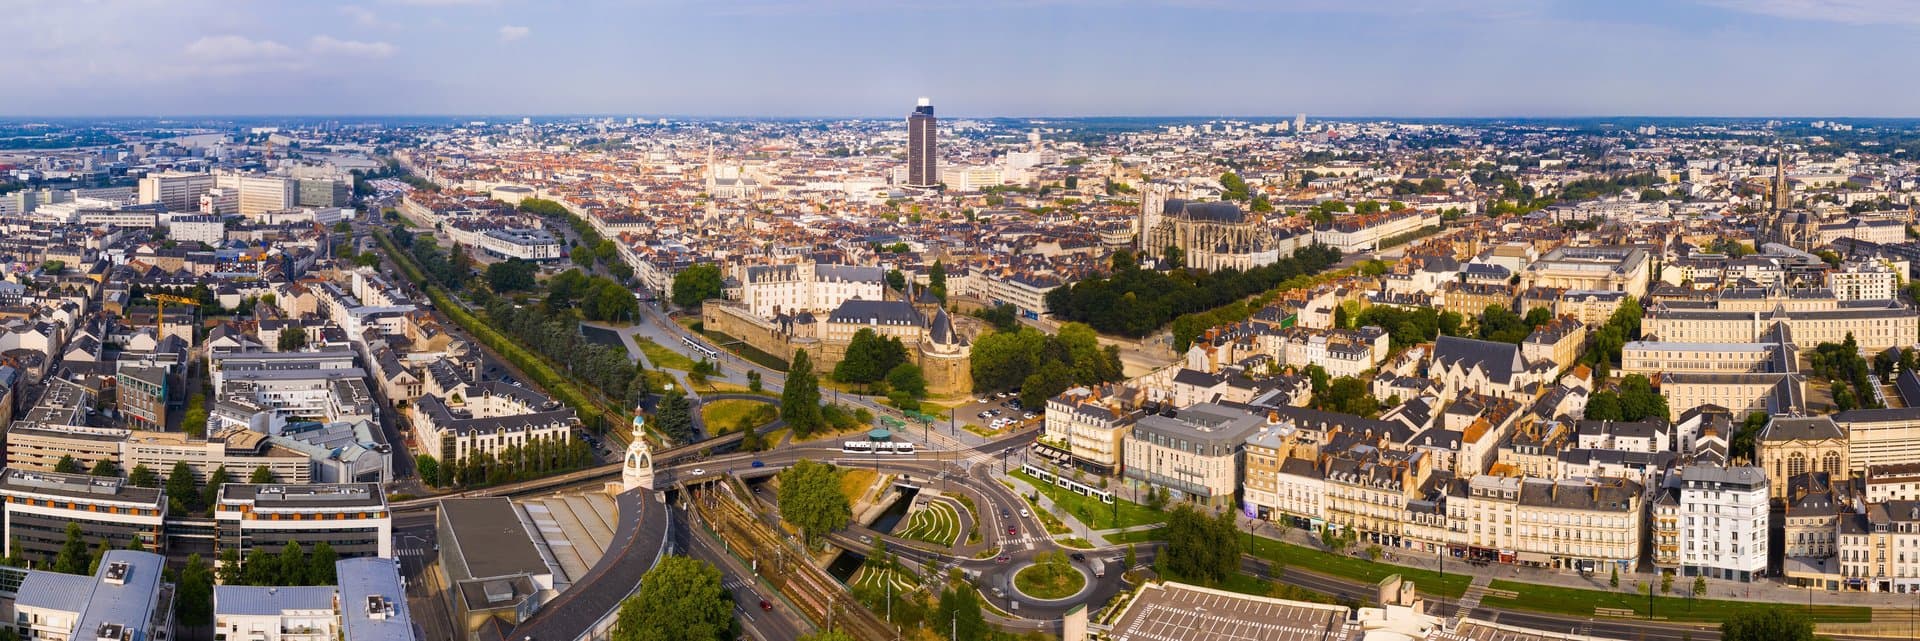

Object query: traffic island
[1012,559,1090,602]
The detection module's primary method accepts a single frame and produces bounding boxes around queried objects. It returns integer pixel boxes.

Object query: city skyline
[9,0,1920,118]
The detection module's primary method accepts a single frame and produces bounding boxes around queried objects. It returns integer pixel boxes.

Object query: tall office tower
[907,97,938,188]
[1295,113,1307,132]
[138,171,215,211]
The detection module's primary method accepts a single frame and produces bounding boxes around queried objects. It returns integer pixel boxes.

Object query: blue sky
[4,0,1919,118]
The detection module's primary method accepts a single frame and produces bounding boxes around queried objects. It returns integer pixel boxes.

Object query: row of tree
[1046,245,1343,339]
[1584,374,1669,422]
[522,198,634,281]
[1810,334,1883,412]
[216,541,340,587]
[971,323,1124,408]
[482,295,638,397]
[416,434,594,488]
[391,227,471,291]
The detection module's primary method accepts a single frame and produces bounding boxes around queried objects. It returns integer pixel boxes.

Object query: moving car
[759,599,773,611]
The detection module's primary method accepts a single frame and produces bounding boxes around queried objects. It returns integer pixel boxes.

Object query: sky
[5,0,1920,118]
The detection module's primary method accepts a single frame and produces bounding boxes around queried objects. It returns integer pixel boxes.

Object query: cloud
[498,25,530,41]
[339,5,393,28]
[1698,0,1920,26]
[310,35,397,58]
[183,35,293,60]
[391,0,498,5]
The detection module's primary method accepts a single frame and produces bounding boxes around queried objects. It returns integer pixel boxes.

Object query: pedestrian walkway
[1454,575,1493,620]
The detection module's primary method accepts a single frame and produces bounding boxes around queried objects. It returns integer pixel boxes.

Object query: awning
[1515,551,1552,564]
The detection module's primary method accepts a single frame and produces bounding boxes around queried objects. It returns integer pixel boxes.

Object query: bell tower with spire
[622,415,655,492]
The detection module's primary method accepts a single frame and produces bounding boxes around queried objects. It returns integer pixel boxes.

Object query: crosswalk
[1000,534,1048,549]
[397,548,429,558]
[722,577,752,591]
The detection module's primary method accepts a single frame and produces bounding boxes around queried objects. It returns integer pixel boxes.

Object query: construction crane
[148,293,199,339]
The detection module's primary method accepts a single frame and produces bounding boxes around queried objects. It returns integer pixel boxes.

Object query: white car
[691,468,706,476]
[1020,508,1030,518]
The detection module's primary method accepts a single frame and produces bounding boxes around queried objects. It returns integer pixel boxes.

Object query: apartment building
[15,551,174,641]
[217,172,297,216]
[1,469,167,559]
[1678,465,1769,582]
[410,382,575,465]
[1041,385,1140,476]
[121,430,314,484]
[215,483,392,559]
[1122,403,1266,510]
[1837,500,1920,592]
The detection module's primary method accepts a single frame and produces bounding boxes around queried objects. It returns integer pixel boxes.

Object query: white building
[736,262,885,318]
[1678,465,1769,582]
[169,214,229,247]
[217,172,297,216]
[476,228,563,261]
[139,171,216,211]
[15,551,174,641]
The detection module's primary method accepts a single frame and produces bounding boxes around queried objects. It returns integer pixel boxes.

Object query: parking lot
[1108,582,1355,641]
[951,391,1042,434]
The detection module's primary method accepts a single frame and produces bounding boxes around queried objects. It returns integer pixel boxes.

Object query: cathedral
[1136,184,1280,271]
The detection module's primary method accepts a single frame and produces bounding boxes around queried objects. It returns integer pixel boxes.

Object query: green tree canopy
[670,263,724,309]
[1720,609,1815,641]
[611,556,734,641]
[775,459,851,545]
[486,258,538,292]
[781,350,824,437]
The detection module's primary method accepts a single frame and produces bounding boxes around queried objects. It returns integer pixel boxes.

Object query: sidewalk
[1234,520,1920,609]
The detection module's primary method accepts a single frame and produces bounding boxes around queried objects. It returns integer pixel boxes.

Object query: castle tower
[622,415,655,492]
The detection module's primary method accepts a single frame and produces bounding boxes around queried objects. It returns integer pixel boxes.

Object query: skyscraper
[907,97,937,188]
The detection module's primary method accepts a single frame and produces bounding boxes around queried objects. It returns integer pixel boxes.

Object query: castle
[702,278,975,398]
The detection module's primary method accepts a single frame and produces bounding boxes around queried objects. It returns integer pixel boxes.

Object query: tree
[278,325,308,351]
[886,362,927,399]
[781,350,824,437]
[885,269,907,292]
[166,461,199,513]
[1661,571,1674,594]
[653,389,695,443]
[834,329,905,385]
[87,458,119,477]
[53,455,82,474]
[128,464,158,488]
[746,370,762,393]
[249,465,276,484]
[611,556,733,641]
[928,260,948,302]
[486,258,538,292]
[201,465,231,515]
[1720,609,1815,641]
[1610,565,1619,588]
[933,583,989,641]
[277,542,307,585]
[53,523,88,574]
[776,459,851,546]
[670,263,724,309]
[1693,575,1708,598]
[1159,505,1240,585]
[175,553,215,626]
[415,454,441,487]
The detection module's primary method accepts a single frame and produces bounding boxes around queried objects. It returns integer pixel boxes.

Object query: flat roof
[438,497,549,581]
[338,558,416,641]
[1108,582,1354,641]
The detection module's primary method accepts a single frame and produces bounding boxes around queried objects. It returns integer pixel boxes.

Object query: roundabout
[1010,555,1091,602]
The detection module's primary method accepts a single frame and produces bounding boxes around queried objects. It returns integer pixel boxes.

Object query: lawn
[635,337,697,371]
[1107,528,1471,598]
[851,561,917,594]
[1480,579,1872,623]
[1009,469,1165,530]
[701,399,776,435]
[1013,560,1085,600]
[839,468,879,503]
[897,501,962,547]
